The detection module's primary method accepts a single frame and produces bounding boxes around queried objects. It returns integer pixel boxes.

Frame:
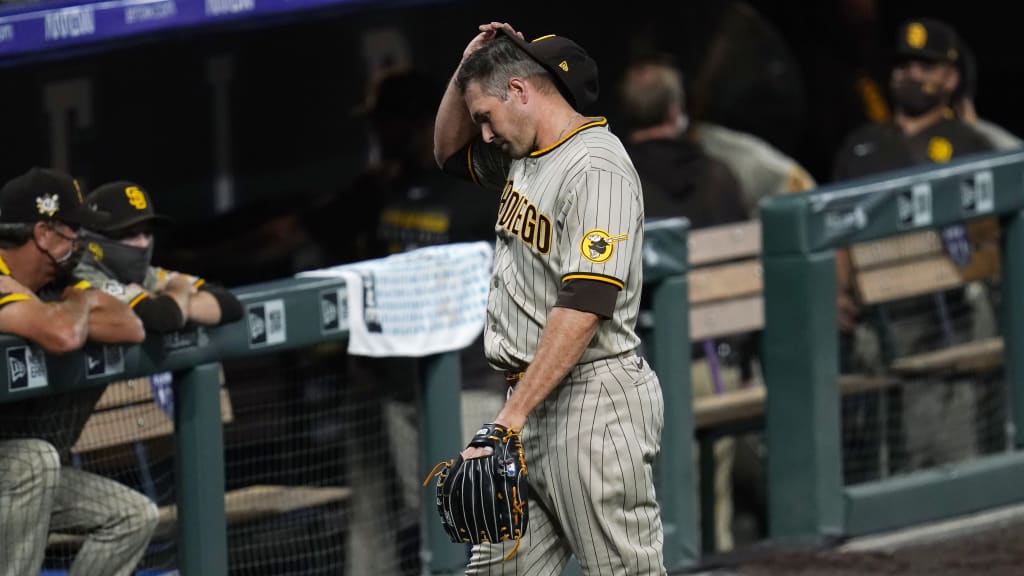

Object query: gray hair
[456,35,553,100]
[619,61,685,130]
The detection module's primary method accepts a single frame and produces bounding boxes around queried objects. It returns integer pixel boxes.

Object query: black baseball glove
[423,423,529,560]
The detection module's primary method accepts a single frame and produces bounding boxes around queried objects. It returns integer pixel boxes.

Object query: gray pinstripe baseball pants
[467,353,667,575]
[0,438,159,576]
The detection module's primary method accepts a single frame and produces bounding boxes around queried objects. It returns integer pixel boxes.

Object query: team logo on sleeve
[580,229,628,263]
[103,281,124,296]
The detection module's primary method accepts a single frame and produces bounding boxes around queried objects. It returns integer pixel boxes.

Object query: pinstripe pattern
[50,466,160,576]
[472,119,644,370]
[465,120,665,574]
[0,438,159,576]
[0,257,158,574]
[0,439,59,576]
[467,356,665,575]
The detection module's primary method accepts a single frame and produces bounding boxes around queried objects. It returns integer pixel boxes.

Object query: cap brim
[58,207,111,229]
[896,47,953,63]
[500,28,533,53]
[104,213,174,233]
[500,29,560,78]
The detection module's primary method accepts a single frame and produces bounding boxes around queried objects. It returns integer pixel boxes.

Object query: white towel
[297,242,493,357]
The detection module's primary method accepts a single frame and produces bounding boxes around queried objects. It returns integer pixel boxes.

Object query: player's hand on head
[464,26,496,59]
[486,22,522,39]
[464,22,522,59]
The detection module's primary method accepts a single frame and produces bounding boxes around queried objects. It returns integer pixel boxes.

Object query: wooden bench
[675,215,1004,552]
[684,218,903,552]
[688,220,763,344]
[50,374,351,547]
[71,376,234,453]
[685,217,1004,397]
[847,218,1003,376]
[686,218,899,390]
[692,375,897,432]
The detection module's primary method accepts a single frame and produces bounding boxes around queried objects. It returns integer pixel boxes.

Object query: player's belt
[504,370,526,384]
[503,350,640,386]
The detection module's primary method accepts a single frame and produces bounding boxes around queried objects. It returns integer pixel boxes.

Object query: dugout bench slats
[50,376,351,550]
[687,221,765,341]
[889,336,1003,376]
[690,296,764,342]
[688,220,762,266]
[849,220,1003,376]
[693,375,900,432]
[73,387,234,453]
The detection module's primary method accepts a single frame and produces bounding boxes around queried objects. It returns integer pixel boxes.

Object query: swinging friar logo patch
[580,229,628,264]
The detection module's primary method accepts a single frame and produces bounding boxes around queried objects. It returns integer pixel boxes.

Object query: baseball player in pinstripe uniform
[435,23,666,575]
[0,167,154,576]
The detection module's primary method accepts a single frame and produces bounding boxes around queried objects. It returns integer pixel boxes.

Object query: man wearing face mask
[831,19,996,483]
[74,181,243,333]
[0,167,152,576]
[833,18,992,181]
[831,18,994,349]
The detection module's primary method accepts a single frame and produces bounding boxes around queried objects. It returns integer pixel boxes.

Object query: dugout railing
[761,149,1024,541]
[0,219,698,575]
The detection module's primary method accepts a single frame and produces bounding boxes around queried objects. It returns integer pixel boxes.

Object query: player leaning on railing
[0,167,155,576]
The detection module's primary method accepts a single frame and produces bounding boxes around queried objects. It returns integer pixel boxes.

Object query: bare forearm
[435,22,519,167]
[87,309,145,343]
[87,293,145,344]
[163,283,192,321]
[187,290,222,325]
[433,72,477,168]
[496,307,599,429]
[43,299,90,352]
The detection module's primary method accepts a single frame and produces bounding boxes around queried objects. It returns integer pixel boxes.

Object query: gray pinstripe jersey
[468,118,644,370]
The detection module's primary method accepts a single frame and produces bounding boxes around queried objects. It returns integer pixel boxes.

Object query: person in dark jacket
[619,56,747,228]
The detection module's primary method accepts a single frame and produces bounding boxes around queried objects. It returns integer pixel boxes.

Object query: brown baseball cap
[500,29,599,110]
[0,167,107,228]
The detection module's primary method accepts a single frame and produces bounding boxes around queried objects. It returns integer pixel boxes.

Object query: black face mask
[891,78,946,118]
[35,225,83,284]
[78,230,153,284]
[48,242,84,284]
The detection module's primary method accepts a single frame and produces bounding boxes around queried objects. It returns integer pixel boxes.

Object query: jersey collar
[530,117,608,158]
